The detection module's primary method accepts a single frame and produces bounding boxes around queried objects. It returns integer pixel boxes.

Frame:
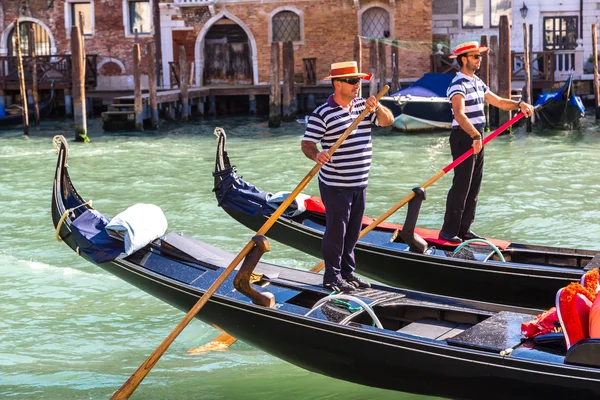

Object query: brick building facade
[0,0,432,91]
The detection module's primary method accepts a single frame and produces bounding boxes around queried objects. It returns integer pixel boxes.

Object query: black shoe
[344,273,371,289]
[460,231,484,241]
[324,279,357,293]
[439,231,463,243]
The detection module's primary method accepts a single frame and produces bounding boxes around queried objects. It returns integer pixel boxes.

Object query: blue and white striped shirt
[447,72,489,131]
[303,95,378,188]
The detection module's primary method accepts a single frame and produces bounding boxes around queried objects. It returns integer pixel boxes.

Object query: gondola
[379,73,453,132]
[213,128,600,309]
[51,134,600,400]
[0,84,55,126]
[534,75,585,130]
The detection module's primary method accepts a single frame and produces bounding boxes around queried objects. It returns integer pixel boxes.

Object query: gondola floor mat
[446,311,531,352]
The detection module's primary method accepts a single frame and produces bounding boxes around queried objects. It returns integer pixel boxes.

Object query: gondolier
[301,60,393,292]
[439,41,534,243]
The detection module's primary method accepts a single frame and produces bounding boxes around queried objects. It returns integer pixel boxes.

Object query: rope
[359,36,442,54]
[55,200,92,242]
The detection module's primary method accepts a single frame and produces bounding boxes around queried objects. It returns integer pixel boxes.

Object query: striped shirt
[303,95,378,188]
[447,72,489,131]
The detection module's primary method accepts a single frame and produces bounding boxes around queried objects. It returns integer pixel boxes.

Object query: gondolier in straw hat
[301,60,394,293]
[438,41,534,244]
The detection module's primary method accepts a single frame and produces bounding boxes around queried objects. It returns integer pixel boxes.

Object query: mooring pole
[15,19,29,137]
[147,42,159,129]
[593,24,600,120]
[268,41,281,127]
[71,26,89,142]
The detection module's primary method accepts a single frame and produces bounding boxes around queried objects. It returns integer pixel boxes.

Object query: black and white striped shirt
[447,72,489,131]
[303,95,378,188]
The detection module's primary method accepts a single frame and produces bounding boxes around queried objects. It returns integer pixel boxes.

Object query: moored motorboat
[535,75,585,130]
[51,134,600,400]
[379,73,453,132]
[213,128,600,308]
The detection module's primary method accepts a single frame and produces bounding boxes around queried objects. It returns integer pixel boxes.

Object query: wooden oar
[310,109,530,273]
[110,85,390,399]
[187,329,238,354]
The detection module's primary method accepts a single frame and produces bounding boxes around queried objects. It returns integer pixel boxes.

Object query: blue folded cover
[215,171,272,216]
[70,209,124,263]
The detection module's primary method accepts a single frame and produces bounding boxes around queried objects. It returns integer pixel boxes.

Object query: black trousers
[319,180,366,285]
[441,128,485,237]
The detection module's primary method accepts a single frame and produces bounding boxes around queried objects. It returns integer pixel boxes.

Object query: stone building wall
[0,0,433,89]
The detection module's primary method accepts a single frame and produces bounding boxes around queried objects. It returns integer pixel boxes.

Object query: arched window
[272,11,300,42]
[8,21,51,56]
[361,7,390,39]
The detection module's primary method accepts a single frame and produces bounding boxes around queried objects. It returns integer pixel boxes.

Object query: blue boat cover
[214,169,272,216]
[535,76,585,114]
[214,169,309,217]
[70,209,124,263]
[391,73,455,98]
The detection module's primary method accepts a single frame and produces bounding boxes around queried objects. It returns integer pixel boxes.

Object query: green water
[1,115,600,399]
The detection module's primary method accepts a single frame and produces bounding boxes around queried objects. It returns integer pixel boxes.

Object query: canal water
[1,114,600,399]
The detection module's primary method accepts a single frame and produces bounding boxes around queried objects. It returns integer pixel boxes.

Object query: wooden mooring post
[479,35,490,131]
[15,19,29,137]
[282,41,296,122]
[391,40,399,93]
[179,45,189,121]
[354,36,362,97]
[133,43,143,131]
[29,29,39,130]
[268,41,281,128]
[71,26,89,142]
[523,23,532,132]
[593,24,600,120]
[147,42,159,129]
[369,40,377,96]
[378,39,386,91]
[488,35,499,128]
[498,16,511,127]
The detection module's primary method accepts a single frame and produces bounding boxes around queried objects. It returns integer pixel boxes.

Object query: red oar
[311,110,529,273]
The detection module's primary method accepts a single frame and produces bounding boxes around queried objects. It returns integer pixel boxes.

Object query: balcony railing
[0,55,97,90]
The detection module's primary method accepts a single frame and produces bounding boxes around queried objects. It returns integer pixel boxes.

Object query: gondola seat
[397,318,470,340]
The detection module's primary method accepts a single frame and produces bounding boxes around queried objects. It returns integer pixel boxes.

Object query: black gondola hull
[50,135,600,399]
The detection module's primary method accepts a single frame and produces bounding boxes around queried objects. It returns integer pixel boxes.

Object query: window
[462,0,511,29]
[543,16,578,50]
[362,7,390,38]
[71,2,93,35]
[272,11,300,42]
[128,0,151,34]
[490,0,511,27]
[8,21,51,56]
[463,0,483,28]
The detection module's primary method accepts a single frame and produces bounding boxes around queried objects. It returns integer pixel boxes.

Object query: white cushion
[105,204,168,255]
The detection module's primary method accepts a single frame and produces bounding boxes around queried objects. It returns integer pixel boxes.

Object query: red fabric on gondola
[590,296,600,338]
[521,307,559,338]
[303,195,511,250]
[557,284,594,348]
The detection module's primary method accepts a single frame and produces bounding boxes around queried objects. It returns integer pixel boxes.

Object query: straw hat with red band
[449,41,489,59]
[323,61,372,81]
